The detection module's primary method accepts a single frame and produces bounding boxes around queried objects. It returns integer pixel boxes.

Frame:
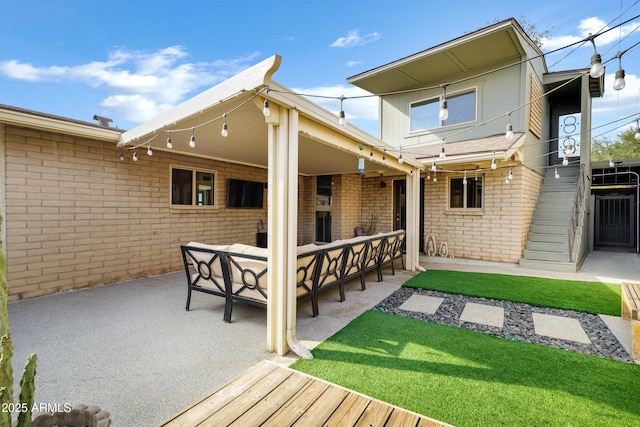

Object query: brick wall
[3,126,269,300]
[361,175,396,233]
[423,166,543,263]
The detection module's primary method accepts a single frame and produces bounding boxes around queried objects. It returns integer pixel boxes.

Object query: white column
[266,107,300,356]
[405,169,421,271]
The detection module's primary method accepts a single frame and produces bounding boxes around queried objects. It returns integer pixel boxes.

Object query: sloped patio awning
[117,54,424,358]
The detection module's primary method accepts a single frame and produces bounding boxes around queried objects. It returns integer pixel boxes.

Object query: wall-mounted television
[226,178,264,209]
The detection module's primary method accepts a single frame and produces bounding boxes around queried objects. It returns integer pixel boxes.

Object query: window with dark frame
[449,176,483,209]
[171,167,216,206]
[411,88,476,132]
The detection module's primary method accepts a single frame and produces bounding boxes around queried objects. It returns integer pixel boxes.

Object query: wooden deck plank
[322,392,372,426]
[355,398,393,426]
[159,360,451,427]
[290,386,349,426]
[229,370,313,426]
[161,360,278,426]
[264,376,332,426]
[386,408,421,427]
[198,366,293,425]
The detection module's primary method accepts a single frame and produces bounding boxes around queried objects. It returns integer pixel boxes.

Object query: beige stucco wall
[3,125,270,300]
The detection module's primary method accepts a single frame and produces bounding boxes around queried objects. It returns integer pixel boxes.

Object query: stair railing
[567,164,585,261]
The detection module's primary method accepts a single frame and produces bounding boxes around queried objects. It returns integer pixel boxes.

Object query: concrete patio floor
[7,249,639,425]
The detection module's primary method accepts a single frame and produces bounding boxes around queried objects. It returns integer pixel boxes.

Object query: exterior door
[393,179,425,252]
[594,194,635,247]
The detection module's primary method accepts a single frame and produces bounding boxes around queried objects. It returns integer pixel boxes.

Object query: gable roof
[347,18,545,94]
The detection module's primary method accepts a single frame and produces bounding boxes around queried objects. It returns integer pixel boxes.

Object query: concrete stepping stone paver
[532,313,591,344]
[398,294,444,315]
[459,302,504,328]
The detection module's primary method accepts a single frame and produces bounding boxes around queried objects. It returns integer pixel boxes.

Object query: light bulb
[431,160,437,172]
[133,150,138,161]
[554,167,560,179]
[505,176,510,184]
[263,99,270,117]
[426,172,431,180]
[590,53,605,78]
[609,156,614,168]
[166,136,173,149]
[338,110,346,126]
[398,154,404,165]
[565,144,575,156]
[189,135,196,148]
[635,129,640,140]
[505,123,514,141]
[613,68,626,91]
[562,155,569,166]
[439,100,448,121]
[491,158,497,170]
[147,145,152,156]
[463,171,467,185]
[221,122,228,137]
[439,145,446,159]
[119,151,124,161]
[433,173,437,183]
[508,167,513,181]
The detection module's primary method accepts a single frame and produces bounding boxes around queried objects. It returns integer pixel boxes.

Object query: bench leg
[223,298,233,323]
[359,274,366,291]
[632,320,640,361]
[338,281,346,302]
[311,293,319,317]
[186,288,192,311]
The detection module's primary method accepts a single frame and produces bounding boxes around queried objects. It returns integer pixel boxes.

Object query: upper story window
[449,175,483,210]
[171,166,216,207]
[411,89,476,132]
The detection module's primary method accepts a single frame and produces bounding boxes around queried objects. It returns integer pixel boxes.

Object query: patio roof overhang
[118,54,422,176]
[408,133,526,167]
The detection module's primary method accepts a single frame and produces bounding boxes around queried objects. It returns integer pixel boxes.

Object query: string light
[338,95,346,126]
[555,166,560,179]
[463,170,467,185]
[439,84,449,121]
[426,171,431,180]
[189,127,196,148]
[166,131,173,149]
[562,154,569,166]
[147,143,153,156]
[382,149,386,162]
[609,153,615,168]
[263,89,271,117]
[588,34,605,79]
[508,165,513,181]
[433,171,437,182]
[221,114,228,137]
[505,114,514,141]
[132,149,138,162]
[431,158,437,172]
[491,151,497,170]
[635,119,640,140]
[439,141,446,159]
[398,147,404,164]
[119,150,124,161]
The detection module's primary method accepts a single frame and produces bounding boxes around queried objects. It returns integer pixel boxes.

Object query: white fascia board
[118,54,282,147]
[0,108,121,142]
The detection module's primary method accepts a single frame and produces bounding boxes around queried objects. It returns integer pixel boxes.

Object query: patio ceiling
[118,55,420,177]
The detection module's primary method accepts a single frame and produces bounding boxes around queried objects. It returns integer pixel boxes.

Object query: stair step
[530,224,568,234]
[522,249,570,262]
[533,210,570,220]
[527,233,567,243]
[532,217,568,227]
[526,240,570,252]
[519,258,578,273]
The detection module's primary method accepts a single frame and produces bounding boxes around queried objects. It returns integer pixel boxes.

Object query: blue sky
[1,0,639,140]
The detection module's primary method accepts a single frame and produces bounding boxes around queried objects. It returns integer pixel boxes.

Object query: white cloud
[0,46,261,124]
[291,84,379,134]
[542,17,640,51]
[346,60,363,67]
[331,30,380,48]
[592,71,640,138]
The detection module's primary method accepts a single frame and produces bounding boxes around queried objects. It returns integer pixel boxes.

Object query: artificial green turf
[292,311,640,427]
[403,270,621,316]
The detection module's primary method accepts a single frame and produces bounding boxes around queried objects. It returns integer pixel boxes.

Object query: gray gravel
[375,287,632,363]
